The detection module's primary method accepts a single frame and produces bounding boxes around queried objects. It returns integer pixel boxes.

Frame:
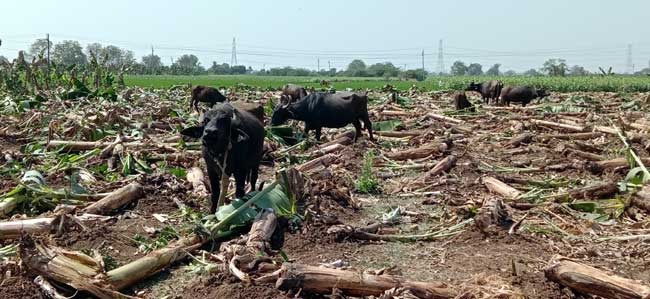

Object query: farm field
[2,75,650,299]
[125,74,650,92]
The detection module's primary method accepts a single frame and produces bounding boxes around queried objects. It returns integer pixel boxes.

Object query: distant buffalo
[320,80,330,88]
[466,80,503,104]
[191,85,227,112]
[281,84,308,103]
[271,91,374,142]
[453,92,474,112]
[500,86,550,107]
[230,101,265,124]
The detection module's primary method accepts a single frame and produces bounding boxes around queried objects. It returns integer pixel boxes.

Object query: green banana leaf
[213,183,294,228]
[374,119,403,132]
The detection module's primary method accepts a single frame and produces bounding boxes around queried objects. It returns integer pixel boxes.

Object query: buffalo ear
[180,126,204,138]
[233,128,249,143]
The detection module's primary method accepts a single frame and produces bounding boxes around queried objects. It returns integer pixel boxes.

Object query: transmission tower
[436,39,444,75]
[626,44,633,74]
[231,37,238,66]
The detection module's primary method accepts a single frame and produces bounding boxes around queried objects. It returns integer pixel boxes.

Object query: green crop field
[125,74,650,92]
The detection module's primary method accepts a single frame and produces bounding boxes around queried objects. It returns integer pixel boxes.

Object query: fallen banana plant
[19,168,303,296]
[0,170,107,218]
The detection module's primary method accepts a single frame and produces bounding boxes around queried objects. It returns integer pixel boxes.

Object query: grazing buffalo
[281,84,308,103]
[500,86,550,107]
[271,91,374,142]
[320,79,330,88]
[466,80,503,104]
[230,101,265,123]
[181,103,264,213]
[453,92,474,112]
[190,85,227,112]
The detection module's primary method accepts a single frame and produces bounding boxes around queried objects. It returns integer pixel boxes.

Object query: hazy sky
[1,0,649,73]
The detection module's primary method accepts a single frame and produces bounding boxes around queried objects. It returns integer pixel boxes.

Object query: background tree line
[2,38,649,78]
[448,59,650,76]
[449,59,592,77]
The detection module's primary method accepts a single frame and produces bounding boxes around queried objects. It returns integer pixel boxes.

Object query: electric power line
[2,33,649,73]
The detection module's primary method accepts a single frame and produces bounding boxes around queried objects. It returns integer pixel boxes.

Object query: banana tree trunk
[107,235,202,289]
[0,217,55,239]
[83,183,144,215]
[276,263,455,299]
[483,176,522,199]
[19,236,121,299]
[545,255,650,299]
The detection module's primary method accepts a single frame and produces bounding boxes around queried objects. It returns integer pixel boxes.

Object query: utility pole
[328,61,331,70]
[317,58,320,71]
[436,39,444,75]
[151,45,154,57]
[626,44,633,74]
[46,34,51,65]
[421,49,425,70]
[46,33,51,87]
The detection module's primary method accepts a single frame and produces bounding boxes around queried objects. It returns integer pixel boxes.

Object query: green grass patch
[125,74,650,92]
[355,151,380,194]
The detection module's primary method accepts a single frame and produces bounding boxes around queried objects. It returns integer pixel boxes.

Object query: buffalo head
[270,101,293,126]
[537,89,550,98]
[181,103,249,154]
[465,81,480,92]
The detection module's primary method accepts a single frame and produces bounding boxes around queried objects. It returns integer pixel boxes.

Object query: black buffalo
[453,92,474,112]
[271,91,374,142]
[466,80,503,104]
[191,85,227,112]
[500,86,550,107]
[181,103,264,213]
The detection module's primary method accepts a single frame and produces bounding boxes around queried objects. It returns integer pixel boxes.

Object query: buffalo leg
[249,166,259,194]
[303,123,310,139]
[205,159,221,214]
[361,115,374,141]
[314,127,322,141]
[234,170,247,199]
[352,120,362,141]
